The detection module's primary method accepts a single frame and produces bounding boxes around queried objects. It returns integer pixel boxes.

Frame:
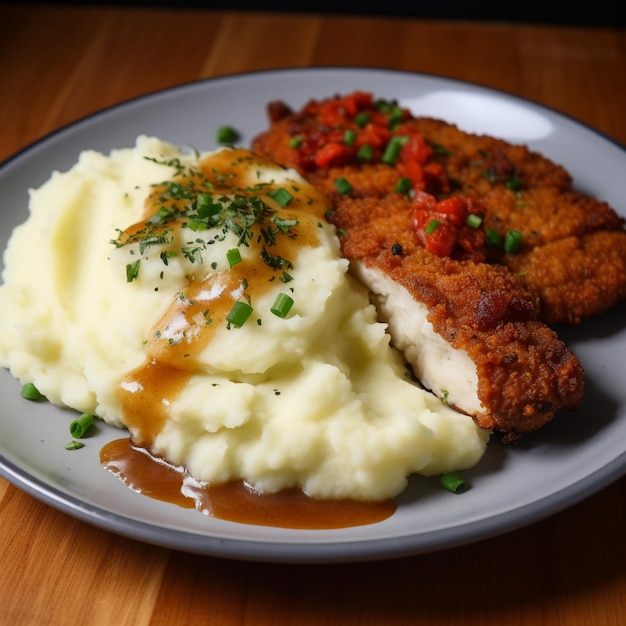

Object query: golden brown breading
[411,117,575,193]
[348,208,583,433]
[326,194,583,434]
[412,117,626,323]
[257,101,626,324]
[491,230,626,324]
[252,93,586,437]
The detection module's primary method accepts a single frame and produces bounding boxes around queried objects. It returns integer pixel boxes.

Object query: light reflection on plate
[402,91,555,140]
[1,68,625,563]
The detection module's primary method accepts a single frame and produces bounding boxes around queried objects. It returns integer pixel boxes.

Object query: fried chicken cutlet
[412,117,626,325]
[252,92,586,438]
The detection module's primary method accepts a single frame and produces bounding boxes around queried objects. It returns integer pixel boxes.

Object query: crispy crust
[325,194,584,433]
[256,103,626,324]
[252,95,587,436]
[412,117,626,324]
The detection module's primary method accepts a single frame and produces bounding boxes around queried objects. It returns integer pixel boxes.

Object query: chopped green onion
[432,143,454,157]
[504,229,523,254]
[126,260,141,283]
[216,125,239,144]
[343,129,357,146]
[466,214,483,229]
[334,177,353,195]
[388,105,404,128]
[272,216,299,233]
[69,413,95,438]
[440,472,466,493]
[196,192,220,218]
[186,220,208,232]
[485,228,501,247]
[270,292,294,318]
[226,301,253,328]
[381,135,409,165]
[356,144,374,162]
[394,176,413,194]
[505,175,523,191]
[289,135,303,149]
[424,219,440,234]
[482,169,496,183]
[65,441,85,450]
[20,382,45,402]
[226,248,242,267]
[147,206,173,224]
[269,187,294,208]
[354,111,370,128]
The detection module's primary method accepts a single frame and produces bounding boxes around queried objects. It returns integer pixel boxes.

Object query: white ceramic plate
[1,68,625,563]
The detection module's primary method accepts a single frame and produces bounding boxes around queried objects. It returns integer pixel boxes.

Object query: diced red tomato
[413,194,486,259]
[341,92,372,116]
[432,197,468,223]
[352,91,374,109]
[356,123,391,149]
[341,94,359,117]
[319,106,342,127]
[400,135,433,166]
[414,210,459,257]
[397,160,425,190]
[314,142,351,168]
[412,190,438,212]
[413,195,467,257]
[291,91,488,260]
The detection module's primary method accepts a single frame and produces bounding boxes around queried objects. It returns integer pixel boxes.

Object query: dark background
[9,1,626,28]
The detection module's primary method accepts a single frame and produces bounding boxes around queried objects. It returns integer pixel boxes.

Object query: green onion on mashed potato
[0,136,489,501]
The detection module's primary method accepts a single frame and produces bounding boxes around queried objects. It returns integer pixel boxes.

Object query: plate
[1,67,625,563]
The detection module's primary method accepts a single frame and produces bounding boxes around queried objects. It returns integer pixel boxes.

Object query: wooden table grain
[1,4,625,625]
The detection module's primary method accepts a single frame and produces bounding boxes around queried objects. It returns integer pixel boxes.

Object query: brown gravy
[118,148,328,445]
[108,150,396,529]
[100,438,396,529]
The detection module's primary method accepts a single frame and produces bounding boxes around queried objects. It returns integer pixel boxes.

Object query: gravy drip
[106,149,396,529]
[101,438,396,529]
[119,148,324,444]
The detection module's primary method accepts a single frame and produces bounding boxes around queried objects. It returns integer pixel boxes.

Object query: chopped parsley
[111,161,300,282]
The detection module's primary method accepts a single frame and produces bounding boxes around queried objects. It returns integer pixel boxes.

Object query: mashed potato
[0,136,489,500]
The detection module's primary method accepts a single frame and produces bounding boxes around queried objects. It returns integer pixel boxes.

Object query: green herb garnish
[65,441,85,451]
[440,473,466,493]
[227,247,242,267]
[216,125,239,144]
[334,177,353,195]
[270,293,294,318]
[504,229,523,254]
[424,219,440,235]
[69,413,95,438]
[20,382,45,401]
[394,176,413,194]
[226,301,253,328]
[466,214,483,229]
[269,187,294,208]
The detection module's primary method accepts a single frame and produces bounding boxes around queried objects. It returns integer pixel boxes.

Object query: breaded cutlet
[252,92,588,439]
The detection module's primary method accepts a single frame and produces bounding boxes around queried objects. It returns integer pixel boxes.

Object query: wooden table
[1,4,625,624]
